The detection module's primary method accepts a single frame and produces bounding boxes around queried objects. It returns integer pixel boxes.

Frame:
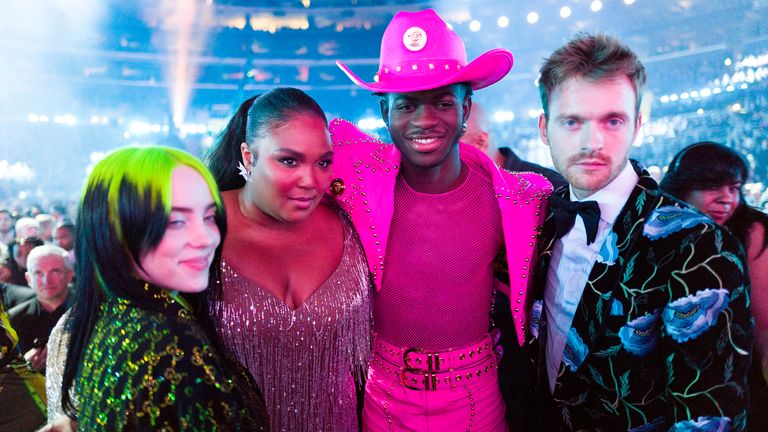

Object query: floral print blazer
[528,161,753,432]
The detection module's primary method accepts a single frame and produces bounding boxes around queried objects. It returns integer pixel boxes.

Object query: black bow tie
[550,195,601,245]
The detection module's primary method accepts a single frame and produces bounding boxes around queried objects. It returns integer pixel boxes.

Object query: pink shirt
[375,164,503,349]
[329,119,552,345]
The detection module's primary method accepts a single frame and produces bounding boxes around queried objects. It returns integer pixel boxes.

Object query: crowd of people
[0,7,765,432]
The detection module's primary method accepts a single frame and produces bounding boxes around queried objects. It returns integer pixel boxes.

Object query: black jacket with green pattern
[528,161,753,432]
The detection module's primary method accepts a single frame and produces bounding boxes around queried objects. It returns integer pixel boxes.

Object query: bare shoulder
[312,201,345,234]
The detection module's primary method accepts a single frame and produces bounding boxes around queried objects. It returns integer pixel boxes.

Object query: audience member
[0,247,12,283]
[52,221,74,252]
[15,217,40,239]
[48,205,69,224]
[8,244,72,373]
[35,214,54,243]
[0,247,36,310]
[465,102,567,190]
[52,220,76,265]
[6,236,45,286]
[0,302,47,431]
[58,145,268,430]
[205,88,371,432]
[0,209,15,246]
[530,33,752,431]
[334,9,551,430]
[660,141,768,430]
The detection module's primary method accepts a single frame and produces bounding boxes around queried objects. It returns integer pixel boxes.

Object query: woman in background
[205,88,371,431]
[58,145,268,430]
[660,141,768,430]
[6,236,44,287]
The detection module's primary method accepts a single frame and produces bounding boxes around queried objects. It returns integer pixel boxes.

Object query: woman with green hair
[54,145,268,430]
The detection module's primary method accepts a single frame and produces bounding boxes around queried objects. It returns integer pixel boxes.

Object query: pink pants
[362,337,508,431]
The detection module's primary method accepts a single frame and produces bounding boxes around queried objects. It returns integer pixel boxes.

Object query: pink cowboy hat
[336,9,513,93]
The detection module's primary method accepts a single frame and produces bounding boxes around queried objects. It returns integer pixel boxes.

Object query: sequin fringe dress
[213,214,372,432]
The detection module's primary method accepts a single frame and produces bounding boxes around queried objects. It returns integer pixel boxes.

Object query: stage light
[700,88,712,97]
[497,16,509,28]
[128,121,158,135]
[28,114,40,123]
[712,87,722,94]
[357,117,386,131]
[726,85,735,92]
[680,92,690,100]
[659,95,670,103]
[689,90,699,98]
[493,111,515,122]
[740,83,749,89]
[591,1,603,12]
[560,6,572,18]
[469,20,481,32]
[697,108,704,115]
[624,0,636,4]
[724,58,732,66]
[731,103,742,112]
[669,94,679,102]
[54,115,77,126]
[201,135,214,149]
[527,12,539,24]
[528,109,540,119]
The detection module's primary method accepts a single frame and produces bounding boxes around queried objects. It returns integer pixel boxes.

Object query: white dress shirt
[545,162,638,392]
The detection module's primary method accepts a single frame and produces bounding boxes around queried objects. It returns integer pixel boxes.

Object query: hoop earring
[461,123,467,134]
[237,161,252,183]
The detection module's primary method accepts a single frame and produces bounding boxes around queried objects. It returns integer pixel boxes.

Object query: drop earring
[237,161,252,183]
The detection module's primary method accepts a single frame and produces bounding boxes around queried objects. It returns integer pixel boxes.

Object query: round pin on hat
[336,9,513,93]
[402,26,427,51]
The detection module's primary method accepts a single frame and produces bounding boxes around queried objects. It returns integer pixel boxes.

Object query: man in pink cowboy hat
[331,9,552,431]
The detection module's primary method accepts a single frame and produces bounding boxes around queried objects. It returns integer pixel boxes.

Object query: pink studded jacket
[328,119,552,345]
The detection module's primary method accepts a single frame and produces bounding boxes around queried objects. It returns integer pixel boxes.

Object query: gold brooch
[330,178,345,196]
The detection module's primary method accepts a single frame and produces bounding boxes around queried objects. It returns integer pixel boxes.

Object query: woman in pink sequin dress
[204,88,372,432]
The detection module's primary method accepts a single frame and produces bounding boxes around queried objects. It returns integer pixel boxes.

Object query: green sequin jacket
[76,285,268,431]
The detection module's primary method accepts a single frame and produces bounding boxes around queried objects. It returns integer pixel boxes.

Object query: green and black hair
[204,87,328,191]
[61,145,226,418]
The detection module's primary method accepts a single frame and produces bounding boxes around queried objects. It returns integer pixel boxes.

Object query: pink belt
[372,330,502,391]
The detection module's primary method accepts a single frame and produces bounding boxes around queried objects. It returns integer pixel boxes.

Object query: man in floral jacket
[530,33,753,431]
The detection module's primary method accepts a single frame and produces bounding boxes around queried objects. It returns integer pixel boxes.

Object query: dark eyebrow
[602,111,630,120]
[274,148,334,159]
[170,203,217,213]
[554,114,585,121]
[433,92,458,100]
[554,111,630,121]
[391,94,417,103]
